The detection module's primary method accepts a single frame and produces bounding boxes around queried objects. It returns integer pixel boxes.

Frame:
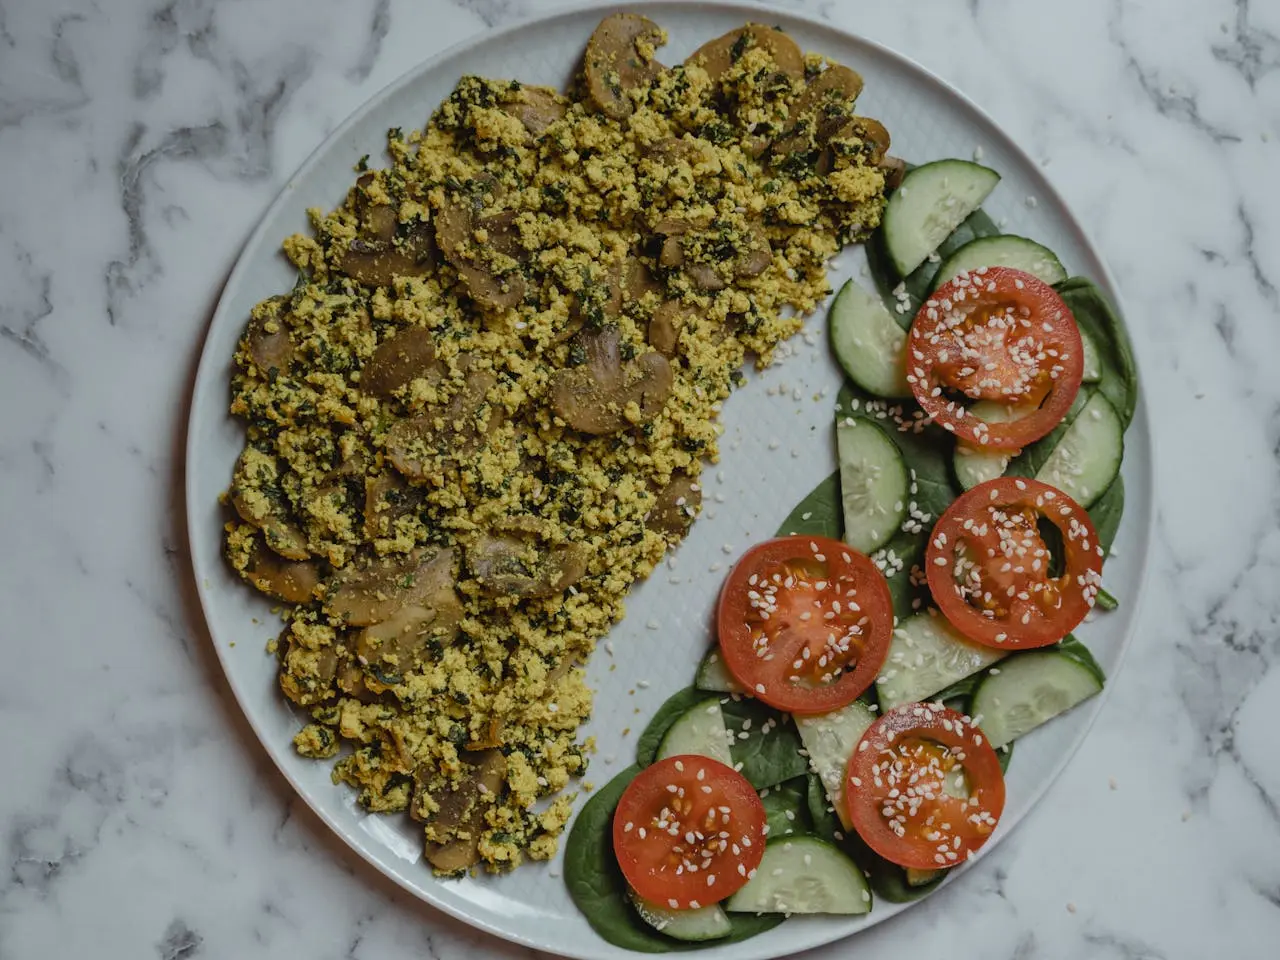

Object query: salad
[563,156,1138,949]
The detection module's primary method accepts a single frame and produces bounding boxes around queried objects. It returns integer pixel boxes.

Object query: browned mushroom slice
[647,474,702,538]
[811,115,893,176]
[582,13,666,119]
[361,327,443,398]
[550,327,673,435]
[242,297,295,374]
[279,634,338,706]
[503,83,567,137]
[436,199,527,311]
[880,155,907,192]
[647,300,693,356]
[687,23,804,81]
[355,602,459,683]
[623,255,664,303]
[363,472,424,540]
[419,749,507,873]
[384,369,504,480]
[337,175,436,287]
[230,448,310,561]
[323,546,460,627]
[335,656,377,702]
[735,223,773,279]
[466,535,589,598]
[789,64,864,126]
[241,541,321,604]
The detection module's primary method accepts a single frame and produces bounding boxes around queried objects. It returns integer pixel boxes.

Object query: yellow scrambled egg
[222,15,890,874]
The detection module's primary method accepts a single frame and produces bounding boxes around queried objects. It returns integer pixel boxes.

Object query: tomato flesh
[716,536,893,715]
[908,267,1083,450]
[926,477,1104,649]
[613,755,765,908]
[846,703,1006,871]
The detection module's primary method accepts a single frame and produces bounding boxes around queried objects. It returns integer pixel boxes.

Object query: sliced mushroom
[735,222,773,279]
[623,255,664,303]
[880,155,907,192]
[466,535,589,598]
[323,546,460,627]
[686,23,804,81]
[436,197,527,311]
[335,657,377,702]
[582,13,665,119]
[363,471,424,540]
[502,83,567,137]
[230,448,310,561]
[240,541,321,604]
[242,297,295,374]
[647,300,692,356]
[337,174,436,287]
[789,64,864,126]
[279,635,339,707]
[570,260,624,330]
[417,749,507,873]
[355,601,460,682]
[362,327,443,399]
[384,368,504,480]
[647,474,702,538]
[549,327,673,434]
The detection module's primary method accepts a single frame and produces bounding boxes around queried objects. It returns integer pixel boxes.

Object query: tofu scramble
[222,14,894,875]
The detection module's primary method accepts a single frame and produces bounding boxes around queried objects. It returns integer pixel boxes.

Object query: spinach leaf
[866,208,1001,327]
[760,777,812,839]
[1088,475,1125,556]
[775,470,842,539]
[563,766,784,951]
[635,686,713,767]
[1056,277,1138,428]
[805,772,843,842]
[720,697,811,789]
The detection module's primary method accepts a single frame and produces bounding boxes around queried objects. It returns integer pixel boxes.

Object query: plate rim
[184,1,1156,956]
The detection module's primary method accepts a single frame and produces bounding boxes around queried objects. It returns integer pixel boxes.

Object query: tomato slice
[612,755,766,908]
[716,536,893,715]
[907,267,1084,451]
[846,702,1006,871]
[926,477,1104,649]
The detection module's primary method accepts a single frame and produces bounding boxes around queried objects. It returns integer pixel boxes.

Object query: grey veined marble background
[2,0,1278,957]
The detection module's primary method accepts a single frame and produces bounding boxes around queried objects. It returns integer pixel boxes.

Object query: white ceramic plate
[186,2,1154,957]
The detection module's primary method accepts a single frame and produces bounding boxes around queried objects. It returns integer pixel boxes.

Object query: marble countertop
[2,0,1278,957]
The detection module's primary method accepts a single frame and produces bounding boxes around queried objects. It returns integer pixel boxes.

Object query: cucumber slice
[1034,392,1123,508]
[629,890,733,942]
[951,400,1018,491]
[876,611,1006,710]
[971,649,1103,749]
[1080,324,1102,384]
[837,417,909,554]
[828,280,912,398]
[656,698,733,766]
[882,160,1001,276]
[694,648,743,694]
[932,235,1067,289]
[725,837,871,915]
[794,699,877,831]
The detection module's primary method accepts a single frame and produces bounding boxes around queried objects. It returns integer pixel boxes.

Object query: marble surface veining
[1,0,1278,957]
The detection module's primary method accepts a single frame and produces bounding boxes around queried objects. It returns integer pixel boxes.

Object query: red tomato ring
[907,267,1084,450]
[613,755,766,908]
[846,702,1006,871]
[925,477,1104,649]
[716,536,894,715]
